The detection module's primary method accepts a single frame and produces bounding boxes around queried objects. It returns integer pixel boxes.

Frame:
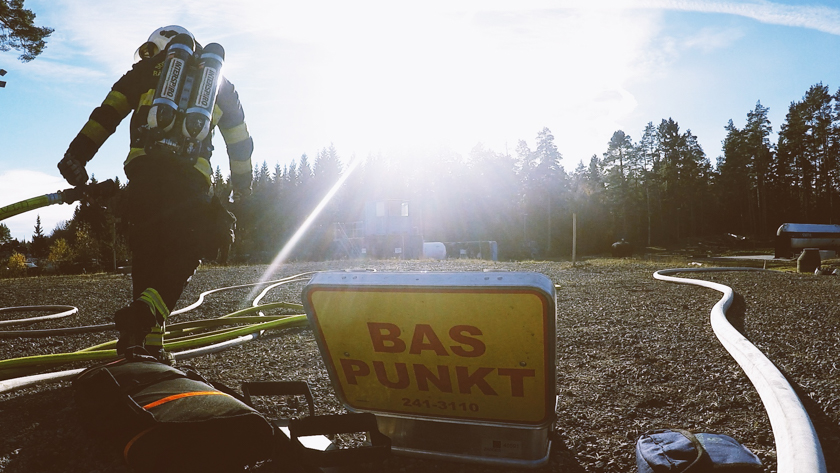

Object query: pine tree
[212,165,230,199]
[314,144,343,187]
[533,128,567,255]
[0,222,10,244]
[718,119,751,235]
[568,156,610,254]
[743,101,774,235]
[31,214,49,258]
[637,122,660,245]
[776,101,808,222]
[602,130,635,240]
[298,154,313,188]
[0,0,53,62]
[654,118,710,242]
[777,84,837,223]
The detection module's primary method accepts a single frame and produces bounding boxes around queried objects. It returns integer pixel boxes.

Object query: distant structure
[332,199,497,260]
[441,241,498,261]
[775,223,840,259]
[333,199,422,259]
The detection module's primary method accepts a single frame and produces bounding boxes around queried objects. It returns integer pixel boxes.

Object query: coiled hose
[0,272,318,391]
[654,267,826,473]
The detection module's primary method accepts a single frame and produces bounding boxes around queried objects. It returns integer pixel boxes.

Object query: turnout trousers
[116,156,212,351]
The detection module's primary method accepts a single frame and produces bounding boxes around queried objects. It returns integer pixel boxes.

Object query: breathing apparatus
[142,27,225,162]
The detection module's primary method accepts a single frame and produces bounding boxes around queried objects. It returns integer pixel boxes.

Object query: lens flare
[246,157,362,302]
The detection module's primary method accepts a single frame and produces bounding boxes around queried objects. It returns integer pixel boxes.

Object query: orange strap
[142,391,229,410]
[123,391,231,462]
[124,426,156,462]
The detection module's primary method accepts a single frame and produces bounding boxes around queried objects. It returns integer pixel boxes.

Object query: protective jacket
[65,50,253,191]
[65,46,252,357]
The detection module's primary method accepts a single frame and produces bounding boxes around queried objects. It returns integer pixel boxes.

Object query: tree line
[3,81,840,274]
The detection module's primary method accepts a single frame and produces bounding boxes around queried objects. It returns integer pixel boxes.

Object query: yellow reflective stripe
[124,151,211,186]
[124,148,146,167]
[230,159,252,175]
[139,291,169,320]
[221,123,249,145]
[194,157,211,178]
[139,89,155,107]
[212,104,223,126]
[103,90,131,116]
[145,330,164,348]
[194,158,212,186]
[139,288,170,320]
[81,119,109,146]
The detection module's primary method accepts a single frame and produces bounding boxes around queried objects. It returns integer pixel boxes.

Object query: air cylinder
[147,34,194,131]
[183,43,225,141]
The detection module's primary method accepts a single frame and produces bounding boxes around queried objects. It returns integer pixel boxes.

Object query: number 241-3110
[401,398,479,412]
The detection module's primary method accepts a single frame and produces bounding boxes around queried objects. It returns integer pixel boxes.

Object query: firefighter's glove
[113,303,157,355]
[58,152,89,187]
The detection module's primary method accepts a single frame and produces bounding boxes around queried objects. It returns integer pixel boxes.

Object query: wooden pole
[572,213,577,266]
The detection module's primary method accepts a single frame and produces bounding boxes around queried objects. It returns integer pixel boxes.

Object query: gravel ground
[0,258,837,473]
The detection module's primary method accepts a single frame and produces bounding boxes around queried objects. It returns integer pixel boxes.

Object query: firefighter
[58,25,253,359]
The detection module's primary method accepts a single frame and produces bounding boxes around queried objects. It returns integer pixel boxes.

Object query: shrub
[7,251,27,277]
[47,238,74,273]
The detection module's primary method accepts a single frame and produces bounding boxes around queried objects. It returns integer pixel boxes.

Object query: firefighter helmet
[134,25,194,62]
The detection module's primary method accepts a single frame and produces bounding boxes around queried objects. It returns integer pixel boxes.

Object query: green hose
[0,180,117,223]
[0,195,59,221]
[73,302,304,352]
[164,315,308,351]
[0,267,315,381]
[166,315,292,335]
[0,315,309,379]
[0,349,117,369]
[0,350,118,381]
[163,317,298,345]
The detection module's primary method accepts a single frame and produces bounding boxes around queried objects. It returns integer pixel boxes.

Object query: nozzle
[58,179,119,205]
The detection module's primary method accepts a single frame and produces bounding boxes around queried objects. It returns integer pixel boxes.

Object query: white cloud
[19,0,839,174]
[226,3,664,163]
[645,0,840,35]
[682,25,746,52]
[0,170,76,241]
[14,59,107,83]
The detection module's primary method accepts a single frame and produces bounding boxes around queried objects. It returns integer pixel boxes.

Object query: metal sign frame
[302,271,557,467]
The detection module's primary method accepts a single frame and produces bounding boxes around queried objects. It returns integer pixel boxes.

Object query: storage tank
[776,223,840,258]
[422,242,447,260]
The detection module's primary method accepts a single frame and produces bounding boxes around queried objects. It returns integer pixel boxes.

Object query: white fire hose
[654,267,826,473]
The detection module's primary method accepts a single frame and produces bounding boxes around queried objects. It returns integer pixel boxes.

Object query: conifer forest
[3,82,840,271]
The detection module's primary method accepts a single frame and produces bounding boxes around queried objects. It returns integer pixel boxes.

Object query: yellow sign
[305,287,552,425]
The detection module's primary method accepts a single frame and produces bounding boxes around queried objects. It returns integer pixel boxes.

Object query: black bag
[73,354,275,472]
[636,429,762,473]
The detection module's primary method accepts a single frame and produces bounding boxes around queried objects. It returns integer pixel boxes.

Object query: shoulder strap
[674,429,707,473]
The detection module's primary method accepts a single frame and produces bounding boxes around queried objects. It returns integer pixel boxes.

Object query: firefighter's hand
[58,152,89,187]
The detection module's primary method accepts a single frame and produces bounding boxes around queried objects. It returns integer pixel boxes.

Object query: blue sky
[3,0,840,241]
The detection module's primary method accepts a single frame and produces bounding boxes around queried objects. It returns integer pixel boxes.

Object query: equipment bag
[73,353,275,472]
[636,429,762,473]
